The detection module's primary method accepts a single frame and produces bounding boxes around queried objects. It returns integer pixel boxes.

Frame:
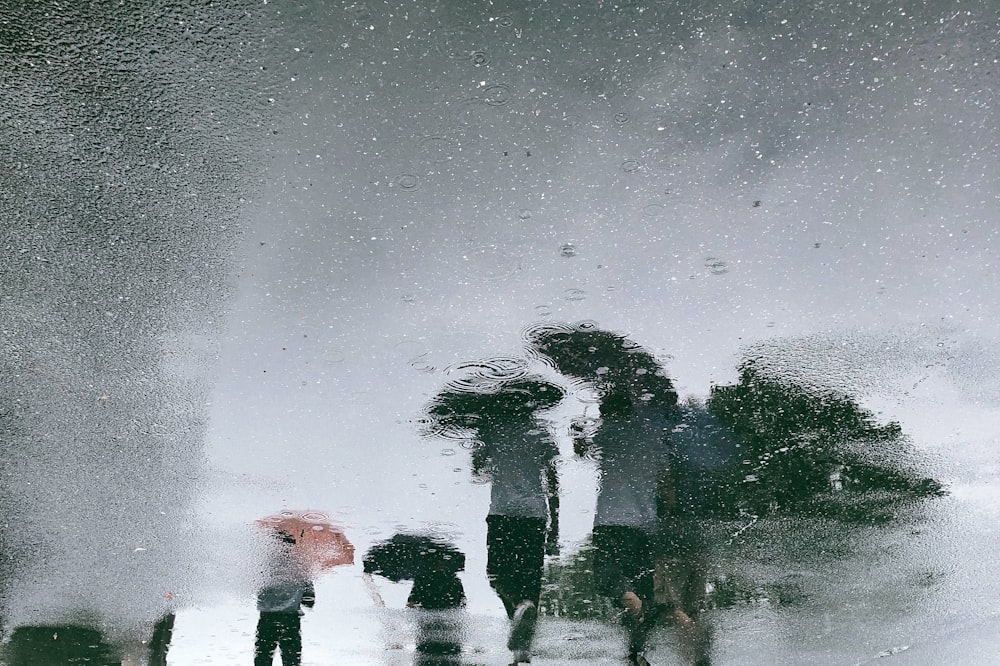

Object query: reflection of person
[653,517,712,666]
[424,373,564,666]
[652,401,733,666]
[589,385,678,666]
[526,323,681,666]
[363,534,467,665]
[146,612,176,666]
[409,561,466,666]
[255,531,314,666]
[3,625,119,665]
[119,611,175,666]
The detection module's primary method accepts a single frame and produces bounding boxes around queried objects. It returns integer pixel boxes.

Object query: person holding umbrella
[253,530,315,666]
[423,367,565,666]
[253,511,354,666]
[525,322,682,666]
[363,532,468,611]
[652,400,734,666]
[363,533,468,664]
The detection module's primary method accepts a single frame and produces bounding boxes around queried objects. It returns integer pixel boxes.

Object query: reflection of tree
[538,539,614,621]
[705,360,945,522]
[541,358,947,622]
[539,536,806,622]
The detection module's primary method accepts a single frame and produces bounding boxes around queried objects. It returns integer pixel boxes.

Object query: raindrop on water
[563,288,587,302]
[559,243,577,258]
[641,203,667,219]
[704,257,729,275]
[470,51,489,67]
[482,84,513,106]
[534,304,553,317]
[613,112,630,125]
[517,208,533,220]
[446,357,531,383]
[621,159,641,173]
[411,356,437,373]
[395,173,421,191]
[494,15,513,27]
[460,245,522,281]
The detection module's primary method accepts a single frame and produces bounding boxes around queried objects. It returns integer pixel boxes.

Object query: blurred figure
[652,524,712,666]
[424,369,565,666]
[526,323,680,666]
[254,530,315,666]
[146,612,176,666]
[119,612,176,666]
[589,382,679,666]
[364,533,467,665]
[651,401,735,666]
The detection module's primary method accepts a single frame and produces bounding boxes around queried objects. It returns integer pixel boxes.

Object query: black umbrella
[422,374,564,484]
[424,374,565,436]
[363,533,465,582]
[364,534,468,610]
[524,321,659,378]
[524,321,677,410]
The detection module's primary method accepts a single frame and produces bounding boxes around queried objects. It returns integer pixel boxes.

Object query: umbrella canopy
[254,510,354,572]
[363,533,465,582]
[524,321,662,380]
[423,374,564,483]
[524,321,678,410]
[424,374,565,435]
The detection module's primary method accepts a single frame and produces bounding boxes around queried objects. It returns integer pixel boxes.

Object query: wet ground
[2,0,998,663]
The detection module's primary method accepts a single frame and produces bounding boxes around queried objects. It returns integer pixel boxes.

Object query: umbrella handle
[362,573,386,607]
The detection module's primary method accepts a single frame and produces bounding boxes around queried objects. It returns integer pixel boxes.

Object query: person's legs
[147,613,175,666]
[275,613,302,666]
[254,613,281,666]
[594,526,657,661]
[486,515,546,663]
[654,521,713,665]
[487,515,546,613]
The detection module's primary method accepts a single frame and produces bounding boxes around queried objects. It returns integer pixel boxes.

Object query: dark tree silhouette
[705,359,945,522]
[2,625,120,666]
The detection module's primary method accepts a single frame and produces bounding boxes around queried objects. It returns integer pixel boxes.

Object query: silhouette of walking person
[526,322,681,666]
[652,401,733,666]
[364,533,468,665]
[254,530,314,666]
[424,368,565,666]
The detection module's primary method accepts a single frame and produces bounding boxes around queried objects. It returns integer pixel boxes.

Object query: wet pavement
[2,0,999,664]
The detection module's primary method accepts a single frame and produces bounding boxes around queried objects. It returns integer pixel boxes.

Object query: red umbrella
[254,510,355,573]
